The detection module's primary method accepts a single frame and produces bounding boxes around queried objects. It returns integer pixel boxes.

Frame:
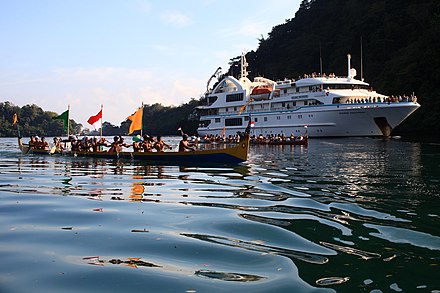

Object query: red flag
[88,110,102,126]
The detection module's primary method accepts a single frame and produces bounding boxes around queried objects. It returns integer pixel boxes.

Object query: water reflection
[182,233,330,265]
[195,270,264,282]
[83,256,160,268]
[1,137,439,292]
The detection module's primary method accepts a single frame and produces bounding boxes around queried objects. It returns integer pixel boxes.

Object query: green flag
[53,109,69,130]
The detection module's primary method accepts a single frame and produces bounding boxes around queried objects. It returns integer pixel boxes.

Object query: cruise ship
[196,54,420,137]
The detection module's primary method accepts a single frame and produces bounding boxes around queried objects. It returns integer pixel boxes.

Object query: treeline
[0,102,82,137]
[234,0,440,135]
[0,100,201,137]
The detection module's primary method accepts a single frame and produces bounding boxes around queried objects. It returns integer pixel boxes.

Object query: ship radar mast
[240,53,249,80]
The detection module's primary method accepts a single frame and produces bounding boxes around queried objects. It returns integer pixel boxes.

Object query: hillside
[240,0,440,136]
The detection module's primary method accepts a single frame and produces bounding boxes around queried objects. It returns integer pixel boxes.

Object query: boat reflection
[82,256,160,268]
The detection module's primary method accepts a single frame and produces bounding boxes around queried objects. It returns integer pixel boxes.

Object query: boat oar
[50,146,57,155]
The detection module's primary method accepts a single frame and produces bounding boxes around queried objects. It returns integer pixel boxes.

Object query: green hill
[238,0,440,136]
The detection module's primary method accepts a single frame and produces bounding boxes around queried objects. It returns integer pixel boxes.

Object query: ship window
[255,118,258,122]
[277,116,281,120]
[287,115,291,119]
[298,115,302,119]
[207,96,218,106]
[226,93,244,102]
[215,118,221,123]
[225,107,228,112]
[264,117,268,122]
[199,120,211,127]
[284,89,287,94]
[225,118,242,126]
[244,116,250,121]
[282,102,285,107]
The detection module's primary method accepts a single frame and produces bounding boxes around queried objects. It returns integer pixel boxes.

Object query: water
[0,136,439,292]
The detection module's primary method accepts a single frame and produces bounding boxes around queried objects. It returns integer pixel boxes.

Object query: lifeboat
[250,85,272,100]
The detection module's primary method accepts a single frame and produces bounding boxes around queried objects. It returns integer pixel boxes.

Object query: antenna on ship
[360,36,364,81]
[240,52,249,79]
[319,43,323,76]
[347,54,351,81]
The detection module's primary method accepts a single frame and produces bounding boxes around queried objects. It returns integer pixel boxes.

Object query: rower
[179,134,195,152]
[154,136,172,152]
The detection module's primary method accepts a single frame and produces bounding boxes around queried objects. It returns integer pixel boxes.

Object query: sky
[1,0,301,128]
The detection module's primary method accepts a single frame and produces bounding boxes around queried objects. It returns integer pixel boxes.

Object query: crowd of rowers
[28,134,196,153]
[200,133,306,144]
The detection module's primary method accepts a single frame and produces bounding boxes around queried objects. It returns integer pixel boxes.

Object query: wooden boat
[251,137,308,146]
[18,136,250,164]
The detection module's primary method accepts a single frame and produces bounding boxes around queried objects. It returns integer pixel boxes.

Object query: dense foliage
[0,102,82,137]
[239,0,440,135]
[138,100,200,136]
[0,100,200,137]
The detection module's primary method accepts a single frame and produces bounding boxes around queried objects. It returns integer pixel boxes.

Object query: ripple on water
[1,137,439,292]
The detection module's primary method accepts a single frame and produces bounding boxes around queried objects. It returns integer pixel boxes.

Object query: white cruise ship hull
[197,102,419,138]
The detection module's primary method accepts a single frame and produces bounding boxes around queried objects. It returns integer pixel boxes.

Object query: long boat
[198,136,308,146]
[251,137,308,146]
[18,136,250,164]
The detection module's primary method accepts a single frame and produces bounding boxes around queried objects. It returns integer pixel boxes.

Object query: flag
[239,99,253,115]
[244,119,254,134]
[87,109,102,128]
[53,109,69,130]
[127,107,143,135]
[12,113,18,126]
[238,104,247,115]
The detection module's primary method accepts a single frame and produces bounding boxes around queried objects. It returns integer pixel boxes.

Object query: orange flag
[12,113,18,125]
[238,104,247,115]
[127,107,143,134]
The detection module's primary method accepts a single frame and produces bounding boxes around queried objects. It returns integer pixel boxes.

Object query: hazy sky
[1,0,300,127]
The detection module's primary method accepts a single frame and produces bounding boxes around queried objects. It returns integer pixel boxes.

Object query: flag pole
[100,104,103,139]
[67,104,70,137]
[141,102,143,137]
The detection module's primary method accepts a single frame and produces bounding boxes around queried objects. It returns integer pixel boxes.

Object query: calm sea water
[0,136,439,293]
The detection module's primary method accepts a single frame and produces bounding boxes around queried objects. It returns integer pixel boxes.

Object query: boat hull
[18,136,250,165]
[197,102,420,138]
